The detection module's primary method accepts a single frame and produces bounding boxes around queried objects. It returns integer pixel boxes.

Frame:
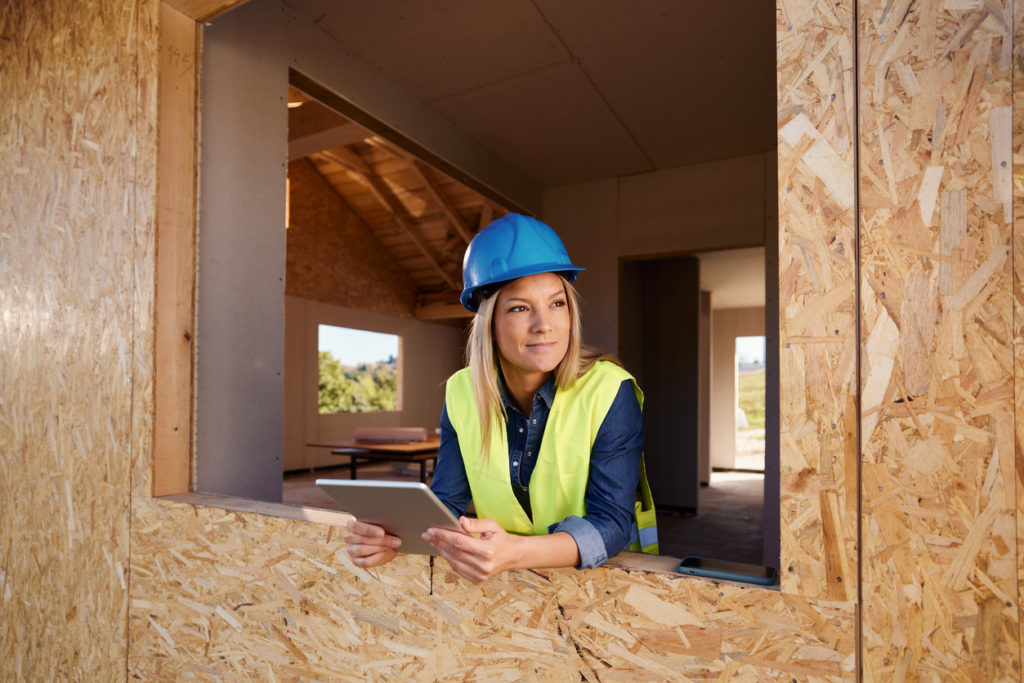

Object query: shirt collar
[497,366,557,412]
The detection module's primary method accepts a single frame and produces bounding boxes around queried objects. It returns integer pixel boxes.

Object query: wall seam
[1015,0,1023,672]
[852,0,864,680]
[126,0,142,679]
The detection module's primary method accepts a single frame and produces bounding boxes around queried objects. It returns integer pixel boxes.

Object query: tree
[318,351,397,413]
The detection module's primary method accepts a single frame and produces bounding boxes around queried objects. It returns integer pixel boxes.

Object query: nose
[531,307,553,334]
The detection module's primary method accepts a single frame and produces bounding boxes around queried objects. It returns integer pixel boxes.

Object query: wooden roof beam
[364,137,476,245]
[477,204,493,232]
[289,123,369,160]
[350,155,460,291]
[318,148,372,176]
[410,161,474,244]
[413,303,473,320]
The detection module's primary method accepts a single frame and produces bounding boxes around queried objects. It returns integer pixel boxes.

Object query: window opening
[732,336,765,473]
[317,325,400,414]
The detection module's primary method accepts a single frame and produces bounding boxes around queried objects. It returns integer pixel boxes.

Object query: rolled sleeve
[577,379,644,563]
[429,403,472,519]
[550,515,608,569]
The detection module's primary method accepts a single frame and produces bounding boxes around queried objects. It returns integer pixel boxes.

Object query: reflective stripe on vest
[445,361,657,552]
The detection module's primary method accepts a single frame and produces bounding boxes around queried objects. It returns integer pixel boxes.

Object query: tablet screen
[316,479,464,555]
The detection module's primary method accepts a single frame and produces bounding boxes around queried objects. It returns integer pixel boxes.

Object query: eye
[507,304,527,313]
[551,299,566,308]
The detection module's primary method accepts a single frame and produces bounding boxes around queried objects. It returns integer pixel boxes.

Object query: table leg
[419,460,427,483]
[351,456,358,480]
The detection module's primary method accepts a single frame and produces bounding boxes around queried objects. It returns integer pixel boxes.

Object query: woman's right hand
[344,519,402,567]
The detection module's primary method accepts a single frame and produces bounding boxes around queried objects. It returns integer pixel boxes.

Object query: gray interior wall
[197,0,538,500]
[698,290,711,485]
[283,296,464,471]
[544,152,771,352]
[621,257,701,512]
[196,0,287,501]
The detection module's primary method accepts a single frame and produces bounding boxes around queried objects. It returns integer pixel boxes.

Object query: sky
[736,336,765,366]
[318,324,399,366]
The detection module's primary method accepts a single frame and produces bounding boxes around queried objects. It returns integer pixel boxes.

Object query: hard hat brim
[460,264,584,312]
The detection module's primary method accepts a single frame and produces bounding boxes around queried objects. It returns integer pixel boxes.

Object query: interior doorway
[620,249,775,566]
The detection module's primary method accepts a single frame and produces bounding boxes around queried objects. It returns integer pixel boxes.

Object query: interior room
[189,1,780,567]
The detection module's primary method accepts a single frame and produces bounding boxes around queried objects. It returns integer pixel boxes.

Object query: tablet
[677,556,777,585]
[316,479,464,555]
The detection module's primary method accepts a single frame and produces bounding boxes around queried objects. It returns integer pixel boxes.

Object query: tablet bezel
[316,479,464,555]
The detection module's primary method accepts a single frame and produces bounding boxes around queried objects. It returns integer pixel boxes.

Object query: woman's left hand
[423,517,523,584]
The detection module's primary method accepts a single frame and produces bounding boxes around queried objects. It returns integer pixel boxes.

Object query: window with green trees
[317,325,399,413]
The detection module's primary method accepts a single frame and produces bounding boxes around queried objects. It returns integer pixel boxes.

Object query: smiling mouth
[527,342,557,350]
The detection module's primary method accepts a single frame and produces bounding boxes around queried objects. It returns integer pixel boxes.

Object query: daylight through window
[317,325,400,414]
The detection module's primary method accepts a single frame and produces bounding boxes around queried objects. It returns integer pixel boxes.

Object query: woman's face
[492,272,570,381]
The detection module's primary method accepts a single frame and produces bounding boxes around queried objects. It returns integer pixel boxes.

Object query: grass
[737,368,765,430]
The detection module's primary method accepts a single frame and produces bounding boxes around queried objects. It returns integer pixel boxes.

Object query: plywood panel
[858,1,1019,678]
[776,0,858,598]
[128,496,856,679]
[1013,0,1024,670]
[153,2,197,496]
[0,0,156,677]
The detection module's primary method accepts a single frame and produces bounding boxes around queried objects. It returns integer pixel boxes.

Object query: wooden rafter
[413,303,473,320]
[319,148,371,177]
[365,137,476,245]
[411,160,474,244]
[477,204,493,232]
[289,123,369,160]
[334,148,460,291]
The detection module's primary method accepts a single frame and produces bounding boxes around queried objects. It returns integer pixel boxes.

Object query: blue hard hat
[460,213,584,312]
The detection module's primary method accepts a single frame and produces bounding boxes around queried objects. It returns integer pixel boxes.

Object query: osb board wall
[776,1,859,599]
[1015,0,1024,668]
[857,0,1019,678]
[128,497,856,679]
[0,0,1015,679]
[0,0,158,678]
[286,158,418,318]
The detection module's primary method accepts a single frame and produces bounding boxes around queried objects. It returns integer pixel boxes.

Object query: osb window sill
[159,492,354,527]
[156,493,778,589]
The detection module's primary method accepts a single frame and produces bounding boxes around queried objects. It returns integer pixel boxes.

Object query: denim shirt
[430,374,643,569]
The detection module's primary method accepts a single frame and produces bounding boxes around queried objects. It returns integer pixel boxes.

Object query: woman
[346,214,657,583]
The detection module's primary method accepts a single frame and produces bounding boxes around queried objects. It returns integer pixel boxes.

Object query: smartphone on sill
[677,556,777,586]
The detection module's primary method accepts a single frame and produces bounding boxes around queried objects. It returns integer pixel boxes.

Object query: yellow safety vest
[444,360,659,554]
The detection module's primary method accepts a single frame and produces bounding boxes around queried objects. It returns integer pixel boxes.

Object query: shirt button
[531,419,537,424]
[518,427,523,433]
[527,451,532,457]
[512,461,519,466]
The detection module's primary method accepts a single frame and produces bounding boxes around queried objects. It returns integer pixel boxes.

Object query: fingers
[347,545,398,568]
[459,516,502,536]
[346,518,389,539]
[423,521,505,584]
[345,519,401,568]
[425,526,491,558]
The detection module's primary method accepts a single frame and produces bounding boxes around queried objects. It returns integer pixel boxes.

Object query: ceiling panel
[431,61,651,184]
[533,0,777,169]
[289,0,568,101]
[288,0,775,186]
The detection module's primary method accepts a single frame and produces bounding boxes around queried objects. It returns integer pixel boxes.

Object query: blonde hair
[466,277,618,457]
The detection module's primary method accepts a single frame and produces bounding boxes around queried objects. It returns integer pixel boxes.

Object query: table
[307,437,441,483]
